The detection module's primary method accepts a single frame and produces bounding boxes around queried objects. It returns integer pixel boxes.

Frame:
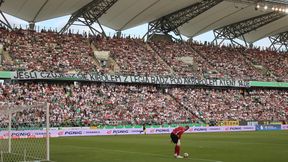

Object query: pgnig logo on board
[112,130,128,134]
[11,132,31,136]
[64,131,83,135]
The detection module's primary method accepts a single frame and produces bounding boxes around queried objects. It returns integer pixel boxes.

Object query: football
[183,152,189,158]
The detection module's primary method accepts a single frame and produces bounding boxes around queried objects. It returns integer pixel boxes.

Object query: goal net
[0,103,50,162]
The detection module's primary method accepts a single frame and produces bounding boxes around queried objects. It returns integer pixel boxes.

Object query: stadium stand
[0,27,287,127]
[0,27,288,81]
[245,48,288,82]
[0,82,287,127]
[189,42,271,81]
[0,27,98,73]
[93,35,171,75]
[0,82,198,127]
[170,88,288,122]
[148,40,216,78]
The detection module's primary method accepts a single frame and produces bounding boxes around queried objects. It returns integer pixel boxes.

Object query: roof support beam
[32,0,49,22]
[143,0,223,41]
[0,0,12,30]
[269,31,288,51]
[59,0,118,37]
[212,12,285,47]
[0,10,12,30]
[29,22,35,30]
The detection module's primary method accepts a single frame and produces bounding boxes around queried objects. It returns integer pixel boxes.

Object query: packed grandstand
[0,26,287,128]
[0,0,288,129]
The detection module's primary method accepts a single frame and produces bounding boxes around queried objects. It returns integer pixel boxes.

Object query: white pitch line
[195,140,288,146]
[94,147,223,162]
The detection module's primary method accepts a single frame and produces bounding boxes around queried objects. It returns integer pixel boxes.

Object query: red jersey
[172,126,186,139]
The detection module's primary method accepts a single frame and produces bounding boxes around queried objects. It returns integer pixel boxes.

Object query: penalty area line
[187,157,223,162]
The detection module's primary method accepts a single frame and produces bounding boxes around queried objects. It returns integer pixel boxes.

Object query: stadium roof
[1,0,288,43]
[0,0,93,22]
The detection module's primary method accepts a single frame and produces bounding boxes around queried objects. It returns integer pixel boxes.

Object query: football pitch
[50,131,288,162]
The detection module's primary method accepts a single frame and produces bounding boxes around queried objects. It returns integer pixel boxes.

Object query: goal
[0,103,50,162]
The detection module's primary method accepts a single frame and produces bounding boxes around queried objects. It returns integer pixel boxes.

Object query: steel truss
[0,0,12,30]
[213,12,285,47]
[59,0,118,36]
[144,0,223,41]
[269,31,288,51]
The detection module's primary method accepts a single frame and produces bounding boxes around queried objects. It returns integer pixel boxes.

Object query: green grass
[50,131,288,162]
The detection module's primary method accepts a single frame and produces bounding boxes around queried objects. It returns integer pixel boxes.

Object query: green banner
[0,71,12,79]
[249,81,288,88]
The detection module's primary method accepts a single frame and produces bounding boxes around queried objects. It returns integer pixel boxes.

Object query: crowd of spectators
[0,27,288,128]
[0,27,98,73]
[170,88,288,122]
[244,48,288,82]
[0,82,196,127]
[0,82,287,127]
[148,40,215,78]
[189,42,270,81]
[93,36,171,75]
[1,27,288,82]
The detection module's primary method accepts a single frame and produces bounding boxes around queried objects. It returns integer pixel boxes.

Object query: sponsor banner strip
[0,130,58,139]
[255,124,282,131]
[281,125,288,130]
[0,126,257,139]
[188,126,256,133]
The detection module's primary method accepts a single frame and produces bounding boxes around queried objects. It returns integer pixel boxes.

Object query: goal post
[0,103,50,162]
